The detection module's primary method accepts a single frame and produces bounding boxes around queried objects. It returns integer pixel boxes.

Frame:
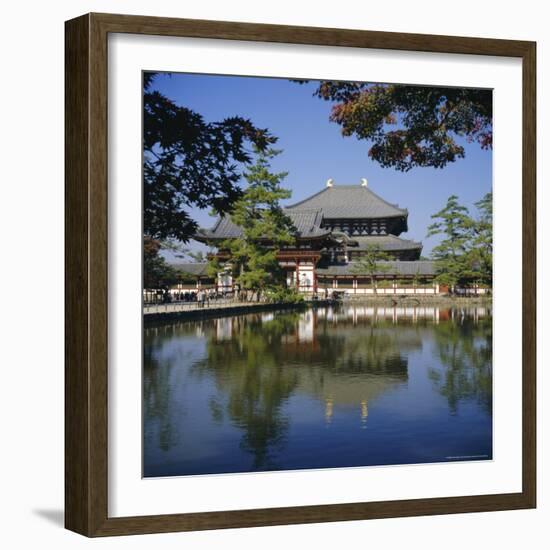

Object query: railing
[143,293,330,315]
[143,290,233,305]
[144,297,238,315]
[454,287,490,296]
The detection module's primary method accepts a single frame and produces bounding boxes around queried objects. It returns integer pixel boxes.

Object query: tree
[186,250,206,263]
[351,245,392,294]
[429,315,492,414]
[143,237,180,301]
[143,73,276,291]
[209,148,296,301]
[427,193,493,291]
[193,313,301,469]
[300,81,492,171]
[427,195,477,289]
[143,72,275,243]
[469,192,493,287]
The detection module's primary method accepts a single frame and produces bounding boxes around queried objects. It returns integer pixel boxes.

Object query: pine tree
[351,245,392,294]
[470,192,493,287]
[210,148,297,301]
[427,195,473,289]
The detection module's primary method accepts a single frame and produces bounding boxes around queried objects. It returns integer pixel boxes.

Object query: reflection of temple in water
[307,368,408,427]
[207,306,420,427]
[144,303,493,475]
[145,305,490,436]
[203,305,491,427]
[324,398,368,427]
[208,305,491,345]
[320,305,491,325]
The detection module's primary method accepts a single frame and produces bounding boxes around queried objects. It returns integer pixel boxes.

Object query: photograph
[142,71,494,478]
[1,0,542,544]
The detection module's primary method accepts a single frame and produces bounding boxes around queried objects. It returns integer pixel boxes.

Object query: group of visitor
[163,289,231,307]
[171,291,199,302]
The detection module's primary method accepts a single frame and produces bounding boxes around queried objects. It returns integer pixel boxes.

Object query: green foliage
[427,195,471,286]
[186,309,408,466]
[469,193,493,286]
[143,237,180,293]
[208,148,296,298]
[351,245,392,293]
[186,250,206,262]
[264,287,304,304]
[157,240,207,264]
[427,193,493,288]
[143,72,275,242]
[192,313,303,468]
[302,81,492,171]
[206,256,223,281]
[430,315,492,414]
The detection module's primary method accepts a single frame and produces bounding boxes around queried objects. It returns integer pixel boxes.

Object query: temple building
[172,179,440,295]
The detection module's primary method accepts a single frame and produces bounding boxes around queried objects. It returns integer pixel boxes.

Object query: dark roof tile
[196,209,331,240]
[286,184,407,219]
[317,260,436,277]
[348,235,422,251]
[170,262,209,276]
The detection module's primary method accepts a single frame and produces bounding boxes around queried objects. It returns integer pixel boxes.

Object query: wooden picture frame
[65,12,536,537]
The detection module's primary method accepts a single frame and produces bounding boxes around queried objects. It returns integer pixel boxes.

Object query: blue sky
[149,72,492,257]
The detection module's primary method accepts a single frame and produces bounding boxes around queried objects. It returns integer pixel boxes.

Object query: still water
[143,305,492,477]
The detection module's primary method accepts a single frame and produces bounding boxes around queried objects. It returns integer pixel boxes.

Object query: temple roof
[196,208,332,241]
[170,262,210,277]
[297,371,407,407]
[286,184,408,219]
[317,260,436,277]
[348,235,422,252]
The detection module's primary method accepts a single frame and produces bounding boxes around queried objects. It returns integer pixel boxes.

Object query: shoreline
[143,295,491,324]
[143,300,316,325]
[340,294,492,306]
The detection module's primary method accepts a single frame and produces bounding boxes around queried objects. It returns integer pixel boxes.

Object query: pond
[143,304,492,477]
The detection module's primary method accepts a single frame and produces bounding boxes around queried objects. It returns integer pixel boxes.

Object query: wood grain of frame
[65,12,536,537]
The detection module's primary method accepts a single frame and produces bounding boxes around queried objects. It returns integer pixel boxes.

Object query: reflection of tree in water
[192,311,416,468]
[143,331,177,453]
[429,314,492,414]
[143,321,209,452]
[193,314,301,470]
[144,306,491,471]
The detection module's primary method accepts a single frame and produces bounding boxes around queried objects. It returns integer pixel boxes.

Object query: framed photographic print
[65,13,536,536]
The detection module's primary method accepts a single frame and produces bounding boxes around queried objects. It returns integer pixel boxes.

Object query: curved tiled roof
[317,260,435,277]
[170,262,210,277]
[198,216,242,240]
[348,235,422,251]
[286,184,408,219]
[172,260,436,278]
[196,209,331,241]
